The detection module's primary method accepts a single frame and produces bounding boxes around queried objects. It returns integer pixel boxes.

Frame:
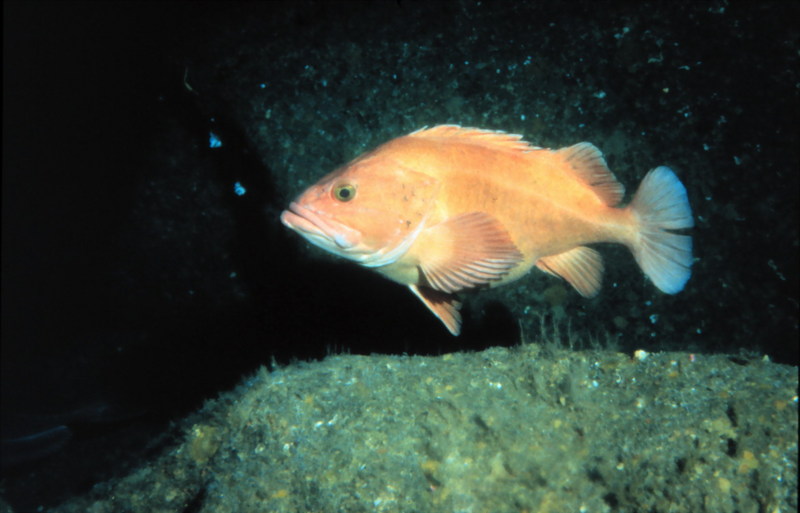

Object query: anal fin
[536,246,604,297]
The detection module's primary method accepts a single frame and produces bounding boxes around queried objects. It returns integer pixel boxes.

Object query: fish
[280,125,693,335]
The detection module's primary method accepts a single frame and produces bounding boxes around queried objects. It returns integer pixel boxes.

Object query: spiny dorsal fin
[409,125,539,152]
[555,143,625,207]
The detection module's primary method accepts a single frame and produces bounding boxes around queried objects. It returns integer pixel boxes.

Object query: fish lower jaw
[287,227,377,264]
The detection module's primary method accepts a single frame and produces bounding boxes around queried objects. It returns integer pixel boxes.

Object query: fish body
[281,125,693,335]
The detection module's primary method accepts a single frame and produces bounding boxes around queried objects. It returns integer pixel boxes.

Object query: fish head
[281,153,440,268]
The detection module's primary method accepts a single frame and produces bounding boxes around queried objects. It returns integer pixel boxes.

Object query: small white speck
[613,26,630,40]
[209,132,222,148]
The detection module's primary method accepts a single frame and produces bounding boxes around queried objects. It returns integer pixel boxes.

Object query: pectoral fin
[408,284,462,336]
[415,212,523,293]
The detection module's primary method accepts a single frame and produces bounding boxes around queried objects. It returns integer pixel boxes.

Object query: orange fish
[281,125,693,335]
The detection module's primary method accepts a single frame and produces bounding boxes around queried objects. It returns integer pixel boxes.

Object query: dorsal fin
[409,125,538,152]
[555,143,625,206]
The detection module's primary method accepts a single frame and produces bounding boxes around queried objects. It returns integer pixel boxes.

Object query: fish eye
[333,183,356,202]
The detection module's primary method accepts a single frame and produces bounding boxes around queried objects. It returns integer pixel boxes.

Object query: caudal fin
[629,166,694,294]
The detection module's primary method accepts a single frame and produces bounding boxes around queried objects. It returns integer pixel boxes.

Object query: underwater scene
[2,1,797,511]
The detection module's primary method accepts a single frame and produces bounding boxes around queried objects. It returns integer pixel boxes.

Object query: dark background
[2,1,797,510]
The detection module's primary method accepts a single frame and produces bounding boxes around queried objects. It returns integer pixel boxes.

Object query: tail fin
[629,166,694,294]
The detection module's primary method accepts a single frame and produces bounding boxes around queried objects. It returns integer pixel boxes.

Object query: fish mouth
[280,202,362,253]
